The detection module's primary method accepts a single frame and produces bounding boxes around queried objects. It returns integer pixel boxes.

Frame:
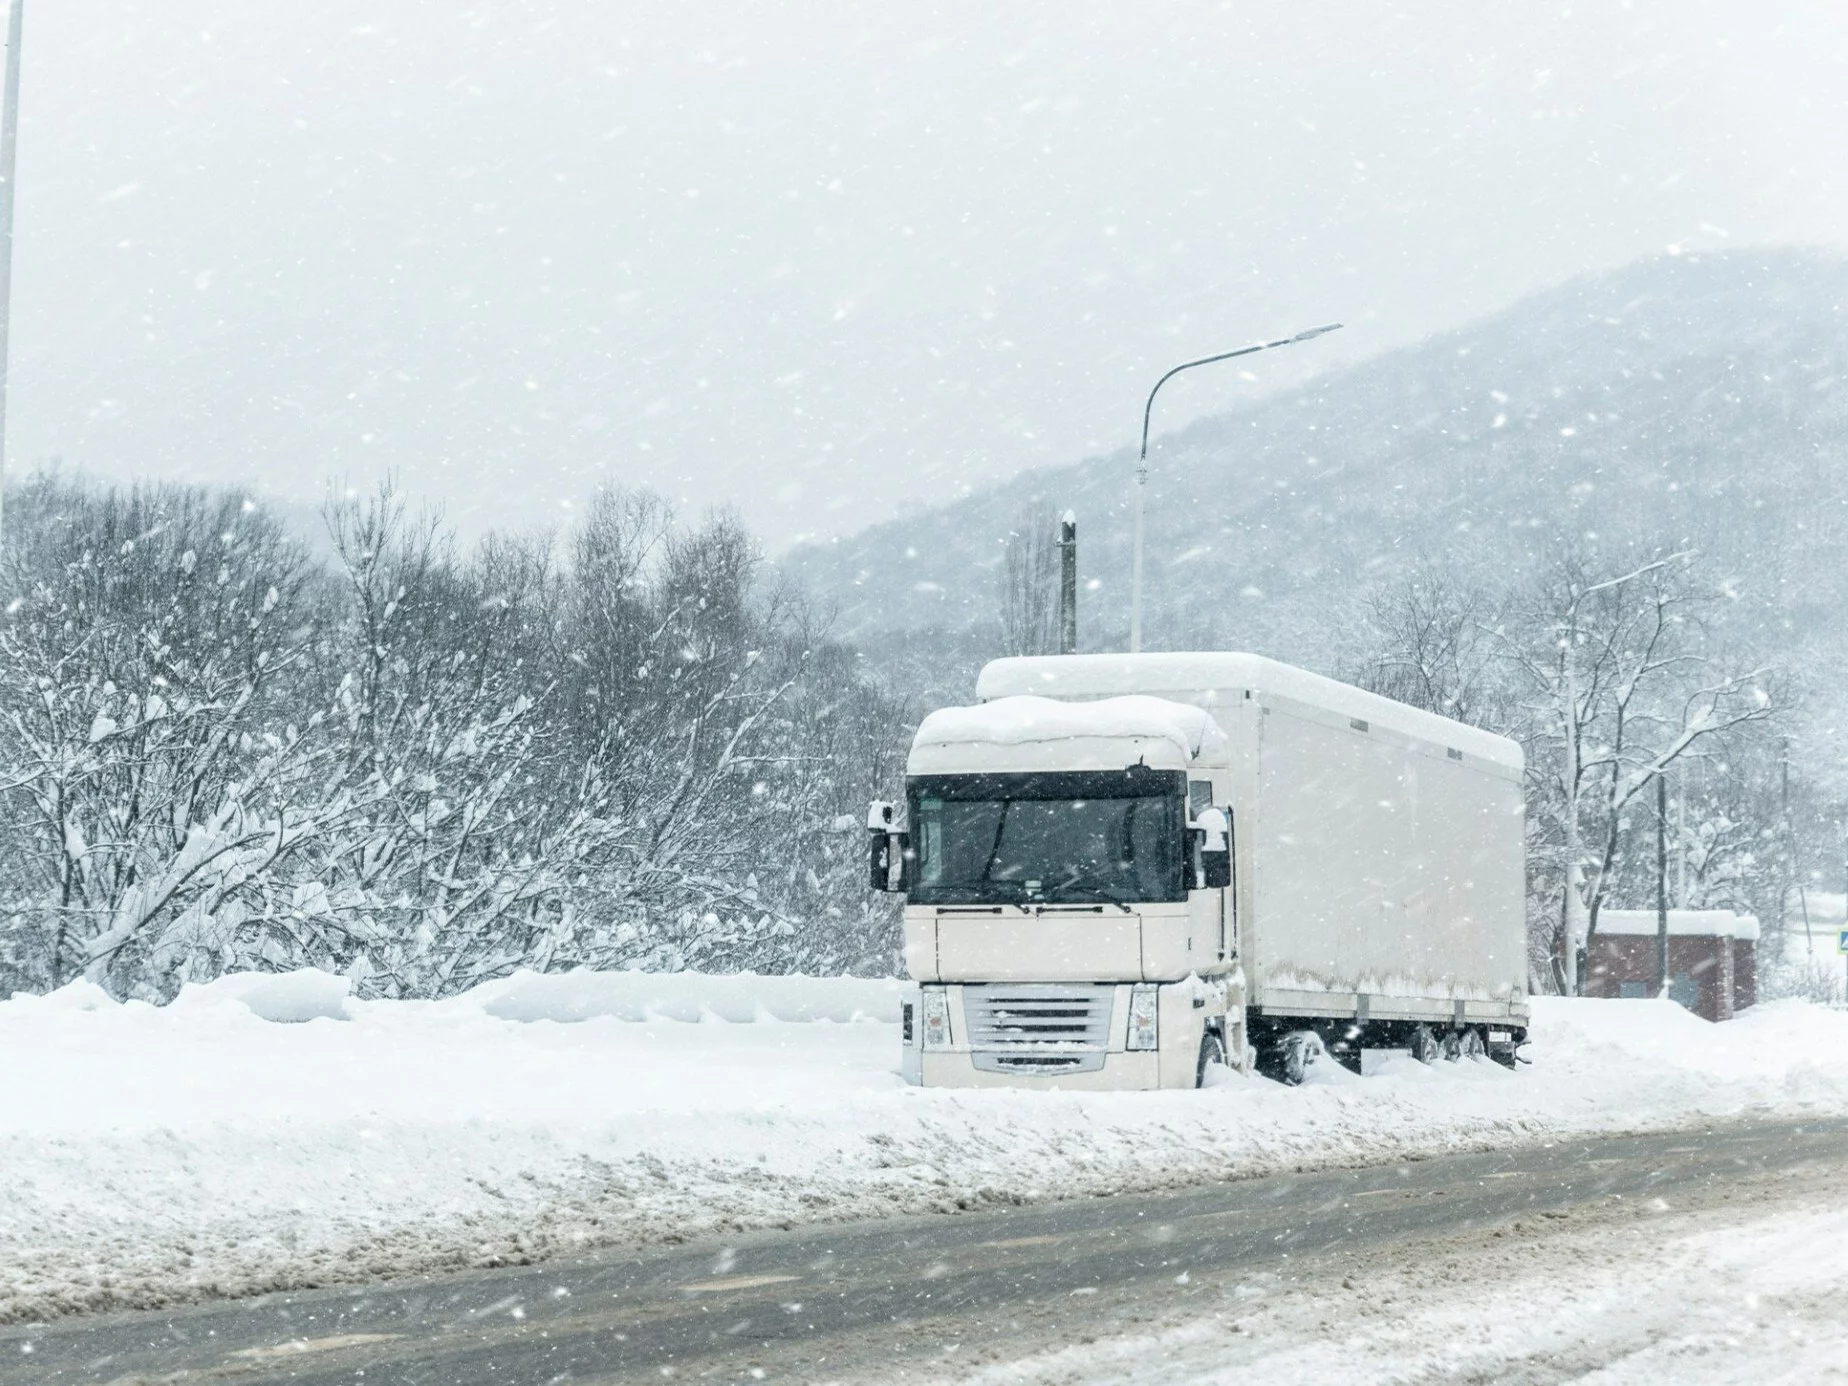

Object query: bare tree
[1495,551,1776,993]
[1356,569,1503,725]
[317,481,603,997]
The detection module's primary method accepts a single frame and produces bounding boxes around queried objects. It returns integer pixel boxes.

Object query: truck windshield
[906,768,1186,905]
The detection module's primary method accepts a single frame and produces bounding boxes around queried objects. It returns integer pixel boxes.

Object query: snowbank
[48,966,903,1026]
[456,968,902,1024]
[4,974,1848,1325]
[173,967,357,1022]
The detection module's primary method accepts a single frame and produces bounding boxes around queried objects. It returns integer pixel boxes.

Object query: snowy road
[8,1115,1847,1385]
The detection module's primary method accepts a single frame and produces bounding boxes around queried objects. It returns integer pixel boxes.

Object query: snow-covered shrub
[0,479,335,999]
[0,476,905,1000]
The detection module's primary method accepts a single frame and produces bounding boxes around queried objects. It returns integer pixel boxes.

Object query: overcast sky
[9,1,1846,549]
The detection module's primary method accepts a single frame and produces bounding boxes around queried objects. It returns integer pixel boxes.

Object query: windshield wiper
[1040,884,1136,913]
[942,881,1036,911]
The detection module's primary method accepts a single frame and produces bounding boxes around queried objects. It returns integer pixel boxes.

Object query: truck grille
[963,985,1112,1051]
[973,1051,1106,1074]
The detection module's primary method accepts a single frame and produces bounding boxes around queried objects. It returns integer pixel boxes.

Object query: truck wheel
[1196,1028,1228,1088]
[1488,1029,1525,1070]
[1409,1024,1441,1065]
[1457,1026,1487,1060]
[1280,1030,1325,1086]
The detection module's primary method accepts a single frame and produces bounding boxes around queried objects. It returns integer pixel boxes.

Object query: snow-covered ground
[6,969,1848,1325]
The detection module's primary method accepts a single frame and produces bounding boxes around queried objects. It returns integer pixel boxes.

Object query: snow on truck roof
[976,652,1523,771]
[909,695,1229,775]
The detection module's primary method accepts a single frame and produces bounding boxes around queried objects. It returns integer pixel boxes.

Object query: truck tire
[1280,1030,1325,1086]
[1457,1026,1487,1061]
[1489,1029,1526,1069]
[1409,1023,1441,1065]
[1196,1028,1228,1088]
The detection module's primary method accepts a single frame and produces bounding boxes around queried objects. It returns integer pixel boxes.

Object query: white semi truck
[869,653,1529,1088]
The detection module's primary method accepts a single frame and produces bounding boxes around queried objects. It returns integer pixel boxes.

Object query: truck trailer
[869,652,1529,1088]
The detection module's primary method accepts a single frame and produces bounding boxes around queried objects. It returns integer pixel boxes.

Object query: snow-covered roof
[909,694,1228,776]
[976,652,1522,771]
[1596,910,1761,941]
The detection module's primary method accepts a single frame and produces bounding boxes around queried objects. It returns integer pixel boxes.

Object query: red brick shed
[1585,910,1758,1022]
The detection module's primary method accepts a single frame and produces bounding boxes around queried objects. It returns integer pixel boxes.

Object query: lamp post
[0,0,23,547]
[1129,322,1341,652]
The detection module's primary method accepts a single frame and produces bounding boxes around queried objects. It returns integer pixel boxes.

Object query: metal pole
[1129,323,1341,652]
[1656,772,1669,997]
[0,0,23,546]
[1779,738,1793,941]
[1057,510,1077,655]
[1675,767,1687,908]
[1129,474,1146,652]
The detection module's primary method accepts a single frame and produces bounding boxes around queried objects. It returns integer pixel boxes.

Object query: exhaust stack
[1058,510,1077,655]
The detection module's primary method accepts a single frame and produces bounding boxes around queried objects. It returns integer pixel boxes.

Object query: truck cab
[872,693,1244,1089]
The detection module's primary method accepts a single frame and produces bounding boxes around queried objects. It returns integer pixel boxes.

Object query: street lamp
[1128,322,1342,652]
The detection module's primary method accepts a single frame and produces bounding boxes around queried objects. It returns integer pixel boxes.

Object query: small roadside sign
[1838,929,1848,956]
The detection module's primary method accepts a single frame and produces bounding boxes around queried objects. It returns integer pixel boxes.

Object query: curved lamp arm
[1129,322,1341,651]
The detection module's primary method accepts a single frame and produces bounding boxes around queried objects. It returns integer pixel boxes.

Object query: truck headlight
[921,989,953,1050]
[1127,986,1159,1051]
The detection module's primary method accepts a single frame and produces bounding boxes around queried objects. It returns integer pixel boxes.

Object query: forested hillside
[786,249,1848,726]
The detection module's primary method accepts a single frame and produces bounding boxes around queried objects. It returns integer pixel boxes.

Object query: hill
[781,248,1848,713]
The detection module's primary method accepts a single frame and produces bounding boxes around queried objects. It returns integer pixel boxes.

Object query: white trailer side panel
[1248,697,1526,1017]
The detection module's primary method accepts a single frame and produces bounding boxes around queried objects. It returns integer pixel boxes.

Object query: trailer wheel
[1196,1028,1228,1088]
[1488,1029,1526,1070]
[1457,1026,1487,1061]
[1409,1024,1441,1065]
[1280,1030,1325,1086]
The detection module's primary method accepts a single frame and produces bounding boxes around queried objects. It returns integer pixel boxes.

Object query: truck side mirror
[868,800,893,891]
[1190,807,1232,891]
[867,800,910,893]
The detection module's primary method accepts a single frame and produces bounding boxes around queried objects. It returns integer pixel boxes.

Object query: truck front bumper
[900,979,1239,1090]
[916,1049,1165,1090]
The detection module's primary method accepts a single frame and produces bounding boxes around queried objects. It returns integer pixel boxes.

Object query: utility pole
[1656,772,1669,997]
[1779,737,1811,949]
[1129,323,1340,652]
[1675,766,1688,908]
[0,0,24,545]
[1057,511,1077,656]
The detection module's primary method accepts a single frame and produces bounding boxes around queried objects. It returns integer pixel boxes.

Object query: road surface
[6,1116,1847,1385]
